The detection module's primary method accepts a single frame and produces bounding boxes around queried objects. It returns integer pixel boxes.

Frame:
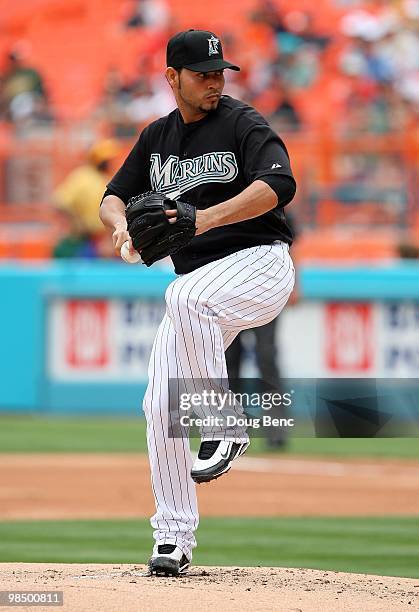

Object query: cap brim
[183,58,240,72]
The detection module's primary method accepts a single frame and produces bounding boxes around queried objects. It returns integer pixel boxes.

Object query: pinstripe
[173,330,199,535]
[202,247,274,310]
[156,316,181,534]
[204,245,287,324]
[166,378,191,534]
[179,246,271,391]
[223,269,294,328]
[144,241,294,559]
[233,262,294,320]
[201,305,220,436]
[213,255,283,312]
[209,251,277,309]
[228,247,291,312]
[167,246,268,424]
[204,305,217,370]
[222,268,294,327]
[177,249,268,372]
[145,316,173,535]
[222,329,238,351]
[145,314,198,554]
[229,254,291,317]
[169,245,263,314]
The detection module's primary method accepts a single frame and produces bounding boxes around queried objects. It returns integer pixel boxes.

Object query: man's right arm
[100,194,133,255]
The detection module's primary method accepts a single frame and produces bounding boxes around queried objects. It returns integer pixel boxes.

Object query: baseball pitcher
[100,29,296,576]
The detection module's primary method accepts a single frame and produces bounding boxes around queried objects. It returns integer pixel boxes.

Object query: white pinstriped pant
[142,242,295,559]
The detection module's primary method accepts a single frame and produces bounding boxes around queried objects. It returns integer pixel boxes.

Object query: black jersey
[106,95,296,274]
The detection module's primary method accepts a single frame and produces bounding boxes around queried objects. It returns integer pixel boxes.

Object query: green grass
[0,416,149,453]
[0,416,418,458]
[0,517,418,578]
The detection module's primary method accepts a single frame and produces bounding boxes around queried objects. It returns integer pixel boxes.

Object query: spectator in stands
[53,140,119,258]
[271,98,301,132]
[99,68,145,139]
[125,75,174,124]
[338,1,419,131]
[398,243,419,259]
[125,0,170,30]
[250,1,327,88]
[253,75,301,131]
[100,57,174,138]
[278,45,320,90]
[342,81,408,133]
[0,43,53,127]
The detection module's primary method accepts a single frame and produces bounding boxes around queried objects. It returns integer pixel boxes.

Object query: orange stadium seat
[0,233,55,260]
[166,0,254,32]
[294,230,397,262]
[0,0,359,121]
[0,205,59,260]
[0,0,417,263]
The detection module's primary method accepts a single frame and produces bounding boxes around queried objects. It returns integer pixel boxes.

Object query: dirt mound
[0,563,418,612]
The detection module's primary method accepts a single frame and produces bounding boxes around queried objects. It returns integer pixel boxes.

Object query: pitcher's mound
[0,563,417,611]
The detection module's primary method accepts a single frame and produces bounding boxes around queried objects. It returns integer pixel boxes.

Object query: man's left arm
[166,174,296,234]
[193,178,287,235]
[167,112,296,234]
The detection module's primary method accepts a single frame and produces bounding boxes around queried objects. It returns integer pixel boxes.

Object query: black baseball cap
[166,29,240,73]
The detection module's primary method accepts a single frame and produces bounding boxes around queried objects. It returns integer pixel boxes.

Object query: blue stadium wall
[1,260,419,415]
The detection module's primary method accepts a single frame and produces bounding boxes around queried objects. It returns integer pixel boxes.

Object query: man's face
[169,68,225,115]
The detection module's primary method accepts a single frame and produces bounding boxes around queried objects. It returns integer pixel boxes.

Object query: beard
[198,98,220,114]
[177,81,221,117]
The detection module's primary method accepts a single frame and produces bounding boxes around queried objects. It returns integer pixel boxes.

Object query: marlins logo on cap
[208,35,220,56]
[166,29,240,72]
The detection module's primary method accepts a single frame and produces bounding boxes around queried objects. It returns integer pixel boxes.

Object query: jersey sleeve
[105,128,151,205]
[236,106,296,206]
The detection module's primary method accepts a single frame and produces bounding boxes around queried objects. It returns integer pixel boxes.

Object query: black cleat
[191,440,249,484]
[148,544,190,577]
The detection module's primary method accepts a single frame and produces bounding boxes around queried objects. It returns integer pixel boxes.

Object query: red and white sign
[48,298,165,381]
[325,303,373,372]
[48,298,419,382]
[65,301,109,368]
[279,302,378,377]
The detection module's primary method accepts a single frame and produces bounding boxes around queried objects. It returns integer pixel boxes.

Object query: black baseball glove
[125,191,197,266]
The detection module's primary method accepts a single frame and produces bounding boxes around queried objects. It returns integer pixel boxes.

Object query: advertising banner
[48,299,419,381]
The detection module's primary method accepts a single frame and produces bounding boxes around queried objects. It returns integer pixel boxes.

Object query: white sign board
[48,299,165,381]
[48,299,419,381]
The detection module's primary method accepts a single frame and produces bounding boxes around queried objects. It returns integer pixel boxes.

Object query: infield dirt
[0,563,418,611]
[0,453,418,519]
[1,454,419,610]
